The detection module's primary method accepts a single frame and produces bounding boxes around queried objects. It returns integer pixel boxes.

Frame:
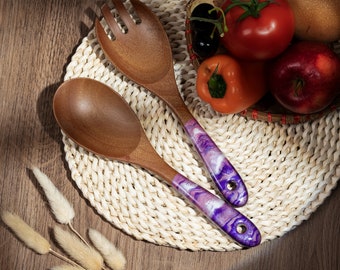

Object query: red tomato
[220,0,295,60]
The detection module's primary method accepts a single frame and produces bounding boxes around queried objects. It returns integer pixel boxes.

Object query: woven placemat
[62,0,340,251]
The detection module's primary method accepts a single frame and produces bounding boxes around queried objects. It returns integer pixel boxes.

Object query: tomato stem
[190,0,276,38]
[208,65,227,98]
[224,0,276,21]
[190,7,228,37]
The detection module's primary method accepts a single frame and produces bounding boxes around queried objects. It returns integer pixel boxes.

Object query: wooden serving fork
[95,0,248,207]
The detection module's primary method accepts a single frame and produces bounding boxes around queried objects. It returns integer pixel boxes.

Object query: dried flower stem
[50,264,85,270]
[49,249,86,270]
[68,222,91,247]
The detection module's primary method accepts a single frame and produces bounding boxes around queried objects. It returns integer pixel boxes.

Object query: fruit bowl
[185,0,340,124]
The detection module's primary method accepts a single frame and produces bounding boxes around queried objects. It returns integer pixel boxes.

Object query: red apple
[269,41,340,114]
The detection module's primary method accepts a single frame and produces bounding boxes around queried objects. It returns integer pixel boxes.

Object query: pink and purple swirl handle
[184,119,248,207]
[172,174,261,247]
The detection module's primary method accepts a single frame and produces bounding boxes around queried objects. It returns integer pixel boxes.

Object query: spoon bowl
[53,78,261,247]
[53,77,175,181]
[54,78,140,157]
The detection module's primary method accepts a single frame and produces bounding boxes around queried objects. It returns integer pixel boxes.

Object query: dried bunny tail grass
[88,229,126,270]
[53,226,104,270]
[30,166,89,246]
[1,210,51,255]
[50,264,85,270]
[2,211,86,269]
[31,166,75,224]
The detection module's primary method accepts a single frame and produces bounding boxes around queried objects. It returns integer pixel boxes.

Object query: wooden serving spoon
[53,78,261,247]
[95,0,248,207]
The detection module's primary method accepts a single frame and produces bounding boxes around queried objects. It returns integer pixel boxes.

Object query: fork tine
[111,0,135,29]
[95,18,114,51]
[129,0,154,23]
[101,4,122,37]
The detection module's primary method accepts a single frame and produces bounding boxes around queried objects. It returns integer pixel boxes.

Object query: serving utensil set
[53,0,261,247]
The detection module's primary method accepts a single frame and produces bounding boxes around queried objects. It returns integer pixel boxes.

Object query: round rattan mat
[62,0,340,251]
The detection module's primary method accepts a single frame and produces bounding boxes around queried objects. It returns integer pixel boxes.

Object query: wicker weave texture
[62,0,340,251]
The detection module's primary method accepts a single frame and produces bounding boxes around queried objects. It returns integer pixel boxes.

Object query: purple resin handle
[172,174,261,247]
[184,119,248,207]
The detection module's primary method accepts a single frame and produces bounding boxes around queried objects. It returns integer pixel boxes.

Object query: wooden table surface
[1,0,339,269]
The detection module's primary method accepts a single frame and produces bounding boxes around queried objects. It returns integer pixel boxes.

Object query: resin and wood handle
[184,119,248,207]
[172,174,261,247]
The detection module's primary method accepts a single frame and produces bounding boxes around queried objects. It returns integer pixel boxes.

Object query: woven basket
[185,0,340,124]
